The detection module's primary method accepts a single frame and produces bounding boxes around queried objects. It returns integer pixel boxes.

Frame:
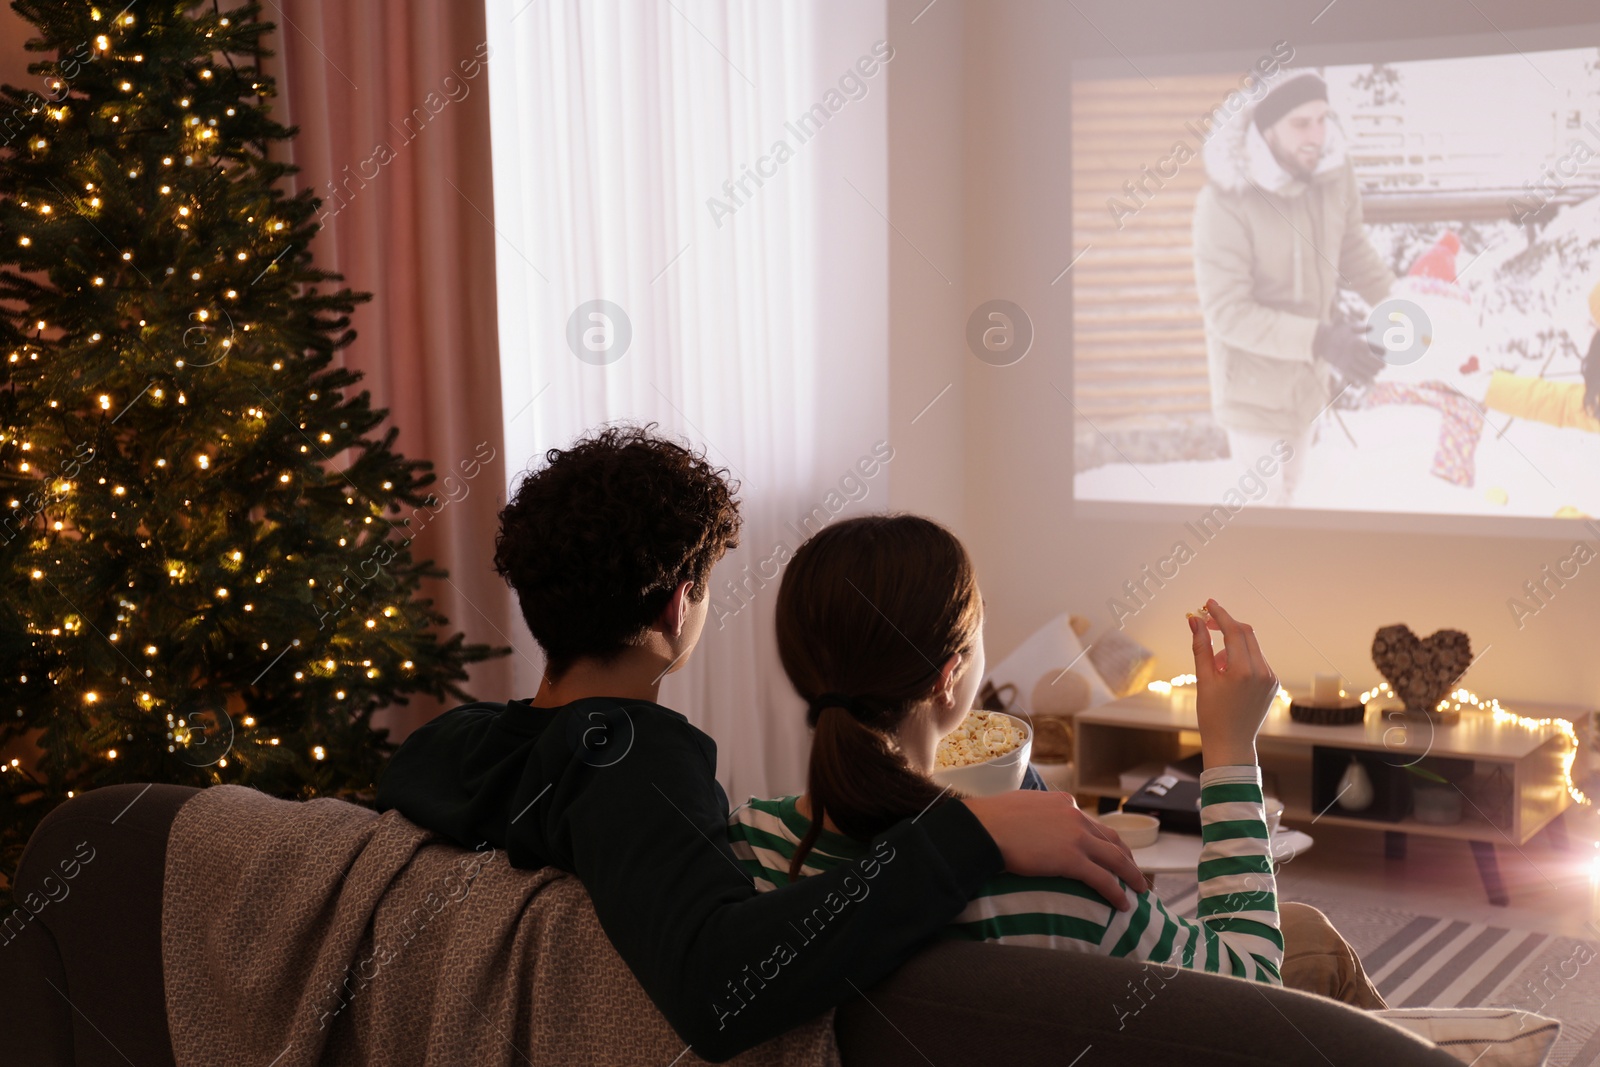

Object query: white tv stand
[1072,687,1588,905]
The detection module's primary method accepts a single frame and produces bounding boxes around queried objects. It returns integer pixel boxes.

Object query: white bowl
[1262,794,1284,837]
[929,712,1033,797]
[1095,811,1161,849]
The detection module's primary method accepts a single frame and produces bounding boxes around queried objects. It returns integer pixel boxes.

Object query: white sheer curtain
[485,0,890,800]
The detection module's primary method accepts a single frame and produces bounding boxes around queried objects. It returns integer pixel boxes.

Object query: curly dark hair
[494,423,742,681]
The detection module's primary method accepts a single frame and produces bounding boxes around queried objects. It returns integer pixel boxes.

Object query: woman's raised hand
[1190,598,1277,768]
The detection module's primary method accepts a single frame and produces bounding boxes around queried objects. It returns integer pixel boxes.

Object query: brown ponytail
[775,515,982,880]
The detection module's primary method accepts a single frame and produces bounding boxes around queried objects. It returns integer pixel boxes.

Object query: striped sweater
[727,766,1283,983]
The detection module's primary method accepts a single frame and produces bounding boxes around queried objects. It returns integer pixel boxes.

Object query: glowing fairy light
[1147,674,1196,695]
[1359,681,1396,703]
[1470,690,1591,807]
[1370,683,1590,808]
[1147,673,1292,705]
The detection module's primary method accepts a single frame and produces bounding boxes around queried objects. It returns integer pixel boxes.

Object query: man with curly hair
[376,423,1147,1061]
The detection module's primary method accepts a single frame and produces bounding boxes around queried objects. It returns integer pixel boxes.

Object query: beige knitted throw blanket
[162,784,839,1067]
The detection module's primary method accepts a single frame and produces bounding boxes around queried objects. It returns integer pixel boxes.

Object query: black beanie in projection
[1254,73,1329,132]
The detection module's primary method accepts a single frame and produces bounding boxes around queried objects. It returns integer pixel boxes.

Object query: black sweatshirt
[374,696,1004,1062]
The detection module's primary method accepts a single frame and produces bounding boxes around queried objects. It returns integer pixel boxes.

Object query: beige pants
[1280,902,1389,1010]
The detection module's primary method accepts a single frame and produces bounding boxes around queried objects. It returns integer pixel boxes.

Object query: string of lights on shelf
[1148,675,1592,807]
[1148,674,1294,705]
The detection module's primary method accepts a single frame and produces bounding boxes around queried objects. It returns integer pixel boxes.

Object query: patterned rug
[1156,879,1600,1067]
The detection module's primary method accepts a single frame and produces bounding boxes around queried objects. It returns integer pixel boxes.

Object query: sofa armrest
[3,783,198,1067]
[0,898,73,1066]
[835,939,1462,1067]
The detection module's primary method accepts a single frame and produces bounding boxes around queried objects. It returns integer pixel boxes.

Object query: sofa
[1,784,1463,1066]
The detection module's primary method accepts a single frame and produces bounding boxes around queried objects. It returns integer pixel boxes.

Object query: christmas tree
[0,0,502,904]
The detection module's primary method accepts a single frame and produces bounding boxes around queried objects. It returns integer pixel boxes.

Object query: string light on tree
[0,0,500,911]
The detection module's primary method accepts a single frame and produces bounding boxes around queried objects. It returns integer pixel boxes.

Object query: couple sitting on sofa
[375,423,1384,1061]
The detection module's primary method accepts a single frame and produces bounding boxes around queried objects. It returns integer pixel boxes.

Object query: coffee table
[1072,686,1585,905]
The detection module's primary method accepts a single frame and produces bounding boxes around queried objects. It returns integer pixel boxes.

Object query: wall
[890,0,1600,713]
[883,0,967,533]
[0,8,30,87]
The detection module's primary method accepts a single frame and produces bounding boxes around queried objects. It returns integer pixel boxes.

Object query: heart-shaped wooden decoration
[1371,624,1473,714]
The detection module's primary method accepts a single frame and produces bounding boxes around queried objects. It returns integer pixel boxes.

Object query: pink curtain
[252,1,517,738]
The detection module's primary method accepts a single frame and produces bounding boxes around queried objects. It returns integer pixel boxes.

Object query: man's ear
[659,579,696,638]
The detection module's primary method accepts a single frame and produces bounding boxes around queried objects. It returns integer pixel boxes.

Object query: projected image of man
[1193,71,1396,505]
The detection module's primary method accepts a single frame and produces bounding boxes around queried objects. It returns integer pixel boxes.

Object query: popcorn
[935,710,1025,769]
[1186,605,1212,623]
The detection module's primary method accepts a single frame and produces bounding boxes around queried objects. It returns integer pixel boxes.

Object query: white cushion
[1373,1008,1560,1067]
[983,613,1115,715]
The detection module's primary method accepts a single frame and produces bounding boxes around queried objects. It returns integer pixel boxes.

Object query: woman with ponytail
[728,514,1385,1005]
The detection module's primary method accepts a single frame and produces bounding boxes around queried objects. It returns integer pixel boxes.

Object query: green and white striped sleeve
[1097,765,1282,983]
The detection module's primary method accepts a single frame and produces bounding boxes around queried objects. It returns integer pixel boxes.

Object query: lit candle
[1312,673,1343,707]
